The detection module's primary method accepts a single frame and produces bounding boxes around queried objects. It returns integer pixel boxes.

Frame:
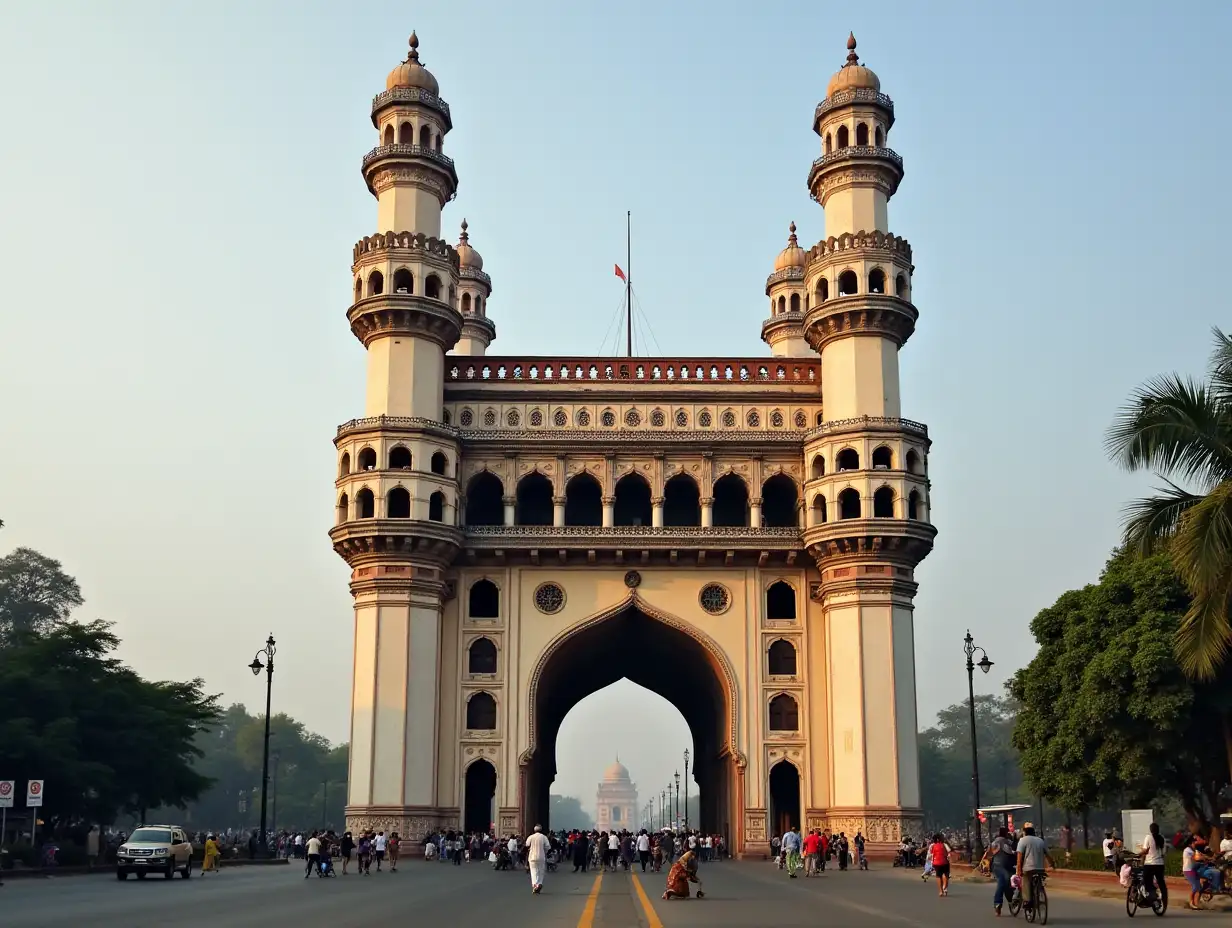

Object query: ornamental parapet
[807,146,904,204]
[802,293,918,350]
[765,266,806,292]
[335,415,458,442]
[452,428,808,449]
[361,144,459,197]
[446,357,819,385]
[805,229,912,266]
[352,230,458,269]
[329,518,464,568]
[459,266,492,289]
[347,293,463,349]
[804,415,928,441]
[812,88,895,130]
[370,87,452,130]
[803,517,936,571]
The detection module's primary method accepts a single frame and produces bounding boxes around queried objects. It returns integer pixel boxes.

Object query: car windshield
[129,828,173,843]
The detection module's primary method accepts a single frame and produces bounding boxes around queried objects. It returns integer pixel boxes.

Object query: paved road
[1,858,1218,926]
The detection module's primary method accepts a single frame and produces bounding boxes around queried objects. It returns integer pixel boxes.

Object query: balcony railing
[446,357,820,384]
[814,88,895,121]
[371,87,452,123]
[810,146,903,174]
[465,525,802,539]
[362,144,456,173]
[805,415,928,439]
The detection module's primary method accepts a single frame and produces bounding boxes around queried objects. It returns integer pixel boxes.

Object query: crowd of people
[770,827,868,877]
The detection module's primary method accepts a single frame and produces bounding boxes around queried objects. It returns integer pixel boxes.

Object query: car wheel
[164,862,175,879]
[116,870,128,880]
[181,859,192,879]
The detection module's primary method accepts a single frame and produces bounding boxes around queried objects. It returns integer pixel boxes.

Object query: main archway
[522,595,738,844]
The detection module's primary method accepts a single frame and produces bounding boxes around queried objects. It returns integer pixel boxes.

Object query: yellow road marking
[632,871,666,928]
[576,871,603,928]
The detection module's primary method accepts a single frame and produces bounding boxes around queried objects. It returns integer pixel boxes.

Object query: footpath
[957,864,1232,911]
[0,858,287,881]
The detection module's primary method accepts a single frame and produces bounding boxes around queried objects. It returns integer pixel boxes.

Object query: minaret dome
[452,219,496,357]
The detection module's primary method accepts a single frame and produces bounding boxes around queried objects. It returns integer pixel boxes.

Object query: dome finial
[846,32,859,66]
[459,218,469,243]
[408,31,420,63]
[788,221,798,245]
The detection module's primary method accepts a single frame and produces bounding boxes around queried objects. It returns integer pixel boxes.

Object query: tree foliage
[549,795,592,831]
[0,547,83,640]
[1010,551,1231,833]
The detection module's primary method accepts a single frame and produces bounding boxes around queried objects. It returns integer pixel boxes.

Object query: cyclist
[1015,822,1054,911]
[1138,822,1167,909]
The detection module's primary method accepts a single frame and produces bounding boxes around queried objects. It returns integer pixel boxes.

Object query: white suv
[116,825,194,880]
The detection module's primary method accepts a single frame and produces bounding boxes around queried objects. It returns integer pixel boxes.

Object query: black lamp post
[271,750,281,836]
[963,629,993,855]
[674,771,680,829]
[661,789,666,828]
[683,748,691,831]
[248,634,276,858]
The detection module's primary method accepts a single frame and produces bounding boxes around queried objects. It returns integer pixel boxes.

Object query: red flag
[614,263,627,282]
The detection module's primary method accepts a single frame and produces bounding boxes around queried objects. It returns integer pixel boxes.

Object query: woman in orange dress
[662,849,703,900]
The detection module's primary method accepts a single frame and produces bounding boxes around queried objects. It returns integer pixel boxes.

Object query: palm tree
[1105,327,1232,680]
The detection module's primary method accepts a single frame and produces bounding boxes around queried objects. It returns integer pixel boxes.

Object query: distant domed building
[595,760,638,832]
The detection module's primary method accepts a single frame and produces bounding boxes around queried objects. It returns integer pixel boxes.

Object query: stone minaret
[452,219,495,356]
[761,222,813,358]
[333,32,465,838]
[801,34,935,847]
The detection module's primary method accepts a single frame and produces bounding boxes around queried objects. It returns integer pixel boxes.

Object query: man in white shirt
[526,825,551,894]
[607,832,620,872]
[374,831,387,871]
[304,832,322,879]
[508,834,520,869]
[1016,823,1055,909]
[1220,834,1232,859]
[1102,831,1116,870]
[636,830,651,871]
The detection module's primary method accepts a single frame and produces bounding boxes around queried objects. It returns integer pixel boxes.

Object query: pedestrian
[637,829,651,871]
[339,831,354,875]
[357,832,372,875]
[1016,822,1054,913]
[1138,822,1167,911]
[782,825,802,878]
[927,833,952,897]
[202,834,221,874]
[526,824,551,894]
[662,849,704,900]
[388,831,400,872]
[981,826,1016,916]
[304,831,322,879]
[374,830,386,871]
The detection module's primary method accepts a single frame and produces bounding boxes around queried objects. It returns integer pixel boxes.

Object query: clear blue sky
[2,2,1228,806]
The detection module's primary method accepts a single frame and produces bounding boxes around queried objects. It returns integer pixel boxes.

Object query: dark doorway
[769,761,801,837]
[464,759,496,835]
[614,473,651,526]
[565,473,602,526]
[466,473,504,526]
[712,473,749,527]
[468,637,498,674]
[466,692,497,730]
[663,473,700,526]
[761,474,798,527]
[517,472,553,525]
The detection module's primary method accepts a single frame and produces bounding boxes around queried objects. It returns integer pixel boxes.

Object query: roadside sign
[27,779,44,807]
[0,780,13,808]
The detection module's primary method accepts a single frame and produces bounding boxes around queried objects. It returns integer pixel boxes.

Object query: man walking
[637,830,651,871]
[526,825,551,894]
[374,830,386,871]
[782,825,802,879]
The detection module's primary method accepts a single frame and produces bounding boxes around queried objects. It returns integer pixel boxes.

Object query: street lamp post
[248,634,276,858]
[683,748,691,831]
[661,790,666,829]
[674,771,680,830]
[963,629,993,855]
[271,750,281,837]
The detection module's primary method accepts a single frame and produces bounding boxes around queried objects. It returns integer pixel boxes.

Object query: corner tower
[802,35,935,848]
[761,223,813,358]
[333,32,465,839]
[452,220,496,356]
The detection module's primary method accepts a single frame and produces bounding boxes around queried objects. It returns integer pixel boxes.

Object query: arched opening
[768,694,799,732]
[419,123,431,148]
[663,473,701,527]
[712,473,749,527]
[816,278,829,302]
[836,448,860,471]
[339,452,351,477]
[474,296,483,315]
[469,579,499,619]
[777,295,786,314]
[872,446,893,469]
[873,486,895,518]
[526,602,730,839]
[614,472,651,526]
[431,451,448,475]
[384,124,395,145]
[896,273,909,299]
[428,491,445,522]
[461,292,471,313]
[392,268,413,294]
[356,488,375,519]
[564,472,602,526]
[463,759,496,835]
[856,122,869,146]
[389,446,411,469]
[353,278,362,302]
[448,285,455,308]
[812,494,827,524]
[810,455,824,479]
[367,270,384,297]
[875,125,884,147]
[768,640,797,675]
[766,581,796,620]
[838,270,858,296]
[825,132,832,154]
[358,447,377,471]
[466,692,497,730]
[468,637,498,674]
[836,125,849,149]
[869,268,886,294]
[768,761,801,838]
[839,488,861,520]
[465,472,504,526]
[434,134,443,152]
[789,293,800,313]
[425,274,441,299]
[516,472,553,525]
[398,121,412,144]
[387,486,411,518]
[761,474,798,527]
[336,493,348,525]
[906,449,922,474]
[908,489,921,520]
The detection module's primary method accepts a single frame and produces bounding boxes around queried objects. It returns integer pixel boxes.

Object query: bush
[1058,847,1184,877]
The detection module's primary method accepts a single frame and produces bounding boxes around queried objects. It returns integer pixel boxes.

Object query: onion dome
[455,219,483,270]
[826,33,880,97]
[386,32,440,95]
[774,222,808,271]
[603,759,630,782]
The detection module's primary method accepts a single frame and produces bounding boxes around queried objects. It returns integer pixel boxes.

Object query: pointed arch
[565,471,603,526]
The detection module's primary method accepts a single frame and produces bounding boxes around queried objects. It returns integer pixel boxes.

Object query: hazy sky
[2,2,1228,808]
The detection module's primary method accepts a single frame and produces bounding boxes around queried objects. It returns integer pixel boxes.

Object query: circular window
[747,410,761,428]
[553,409,568,427]
[699,410,712,428]
[624,570,642,589]
[601,409,616,427]
[794,411,807,429]
[534,582,565,614]
[650,409,665,427]
[577,409,591,427]
[460,408,474,427]
[506,409,520,427]
[483,409,496,427]
[699,583,731,615]
[771,410,784,428]
[721,410,736,428]
[624,409,642,427]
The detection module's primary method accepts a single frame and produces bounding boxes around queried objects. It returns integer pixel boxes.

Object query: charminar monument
[331,30,935,857]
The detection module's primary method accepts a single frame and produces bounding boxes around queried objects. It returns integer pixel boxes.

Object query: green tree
[549,795,592,830]
[0,547,83,639]
[1010,551,1231,835]
[1106,327,1232,683]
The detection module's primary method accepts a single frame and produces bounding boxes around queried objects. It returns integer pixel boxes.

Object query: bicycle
[1021,871,1048,924]
[1124,859,1166,917]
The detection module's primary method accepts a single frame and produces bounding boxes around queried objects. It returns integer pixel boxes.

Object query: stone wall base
[344,805,459,839]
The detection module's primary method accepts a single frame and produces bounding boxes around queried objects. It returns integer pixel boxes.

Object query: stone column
[651,496,664,528]
[502,495,516,526]
[700,497,714,528]
[553,496,566,527]
[602,496,615,528]
[749,497,763,528]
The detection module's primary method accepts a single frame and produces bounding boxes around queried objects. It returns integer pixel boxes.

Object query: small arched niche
[836,448,860,472]
[387,486,411,518]
[869,268,886,294]
[468,637,498,674]
[428,491,445,522]
[338,452,351,478]
[389,446,411,469]
[469,579,499,619]
[431,451,448,475]
[838,270,858,296]
[466,692,497,730]
[838,487,861,520]
[367,270,384,297]
[872,446,892,469]
[766,581,796,620]
[392,268,413,294]
[768,693,799,731]
[768,639,797,676]
[873,486,895,518]
[810,455,825,480]
[356,488,375,519]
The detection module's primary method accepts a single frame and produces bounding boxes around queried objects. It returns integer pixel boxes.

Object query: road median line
[631,871,666,928]
[576,870,603,928]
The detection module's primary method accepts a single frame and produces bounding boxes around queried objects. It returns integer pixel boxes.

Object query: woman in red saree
[662,849,704,899]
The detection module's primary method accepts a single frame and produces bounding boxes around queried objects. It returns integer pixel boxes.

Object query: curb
[1,858,289,881]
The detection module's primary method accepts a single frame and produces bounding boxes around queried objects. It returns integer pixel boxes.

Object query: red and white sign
[26,779,43,807]
[0,780,13,808]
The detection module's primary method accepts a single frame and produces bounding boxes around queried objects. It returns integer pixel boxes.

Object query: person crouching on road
[662,849,704,899]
